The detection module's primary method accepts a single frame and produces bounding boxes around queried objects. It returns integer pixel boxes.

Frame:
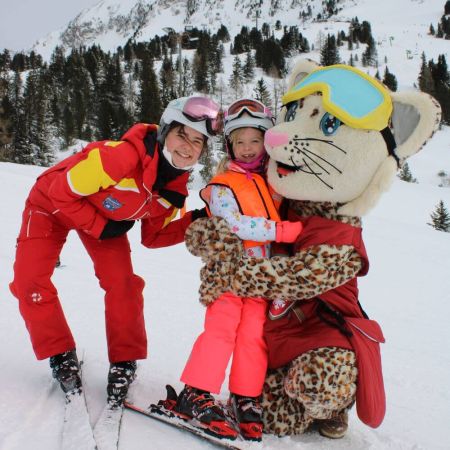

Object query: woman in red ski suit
[9,96,221,406]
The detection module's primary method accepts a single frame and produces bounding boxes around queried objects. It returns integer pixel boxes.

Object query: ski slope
[0,126,449,449]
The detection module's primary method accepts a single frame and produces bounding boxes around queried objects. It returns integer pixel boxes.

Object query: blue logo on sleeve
[103,196,123,211]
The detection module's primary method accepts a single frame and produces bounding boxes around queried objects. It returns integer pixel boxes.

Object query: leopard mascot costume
[185,59,441,438]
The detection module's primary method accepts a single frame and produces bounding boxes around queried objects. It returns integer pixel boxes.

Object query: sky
[0,0,100,51]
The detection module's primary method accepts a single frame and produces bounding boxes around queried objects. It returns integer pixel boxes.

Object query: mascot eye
[320,113,341,136]
[285,102,298,122]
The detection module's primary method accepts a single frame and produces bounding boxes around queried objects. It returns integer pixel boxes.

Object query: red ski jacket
[264,214,386,428]
[27,123,195,246]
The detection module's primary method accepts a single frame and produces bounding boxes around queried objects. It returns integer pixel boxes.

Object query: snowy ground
[0,125,449,450]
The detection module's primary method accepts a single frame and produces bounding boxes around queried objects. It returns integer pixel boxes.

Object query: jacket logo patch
[103,196,123,211]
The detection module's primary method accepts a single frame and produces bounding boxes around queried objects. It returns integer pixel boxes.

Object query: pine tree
[137,54,162,124]
[229,56,244,98]
[427,54,450,124]
[418,52,435,96]
[428,200,450,232]
[62,104,75,147]
[383,66,398,91]
[362,37,377,67]
[159,55,177,108]
[243,51,255,83]
[253,78,272,108]
[199,148,215,184]
[320,34,340,66]
[445,0,450,14]
[179,58,193,97]
[398,162,417,183]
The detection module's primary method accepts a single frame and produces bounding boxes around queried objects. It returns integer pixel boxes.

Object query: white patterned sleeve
[209,185,277,242]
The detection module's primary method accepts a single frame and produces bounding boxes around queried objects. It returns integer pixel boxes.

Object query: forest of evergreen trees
[0,16,449,171]
[0,23,304,167]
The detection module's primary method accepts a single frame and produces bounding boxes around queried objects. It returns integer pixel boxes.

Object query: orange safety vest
[200,170,281,248]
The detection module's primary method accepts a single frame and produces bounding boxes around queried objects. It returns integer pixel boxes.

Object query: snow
[1,125,450,449]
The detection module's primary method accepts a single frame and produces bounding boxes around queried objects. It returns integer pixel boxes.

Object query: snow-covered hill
[0,125,450,449]
[30,0,448,98]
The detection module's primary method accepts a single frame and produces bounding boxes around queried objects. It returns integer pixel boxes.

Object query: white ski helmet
[224,98,274,138]
[159,96,221,141]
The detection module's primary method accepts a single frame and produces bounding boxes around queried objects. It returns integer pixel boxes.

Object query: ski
[93,361,137,449]
[93,404,124,450]
[124,385,246,450]
[61,358,96,450]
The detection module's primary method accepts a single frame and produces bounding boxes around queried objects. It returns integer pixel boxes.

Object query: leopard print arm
[232,244,363,300]
[185,216,244,262]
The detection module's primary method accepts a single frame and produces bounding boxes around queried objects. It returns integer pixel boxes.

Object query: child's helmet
[159,96,222,141]
[224,98,274,138]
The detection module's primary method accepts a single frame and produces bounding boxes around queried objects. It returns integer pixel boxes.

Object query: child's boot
[176,385,238,440]
[229,393,263,441]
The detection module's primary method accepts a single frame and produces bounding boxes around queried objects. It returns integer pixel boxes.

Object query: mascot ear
[286,59,320,90]
[338,91,441,217]
[391,91,441,161]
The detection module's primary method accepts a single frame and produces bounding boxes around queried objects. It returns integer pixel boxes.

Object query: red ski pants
[9,203,147,362]
[181,292,268,397]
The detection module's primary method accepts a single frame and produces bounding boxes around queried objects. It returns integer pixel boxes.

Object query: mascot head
[265,59,441,216]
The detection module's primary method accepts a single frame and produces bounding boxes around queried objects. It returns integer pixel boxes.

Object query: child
[175,98,303,440]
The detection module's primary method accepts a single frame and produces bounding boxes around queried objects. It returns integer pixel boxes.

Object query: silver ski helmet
[158,96,222,142]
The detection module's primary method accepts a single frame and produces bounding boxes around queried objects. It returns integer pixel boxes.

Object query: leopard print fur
[262,347,357,436]
[185,216,243,262]
[262,367,313,436]
[284,347,357,420]
[233,244,362,300]
[185,216,244,305]
[185,205,363,304]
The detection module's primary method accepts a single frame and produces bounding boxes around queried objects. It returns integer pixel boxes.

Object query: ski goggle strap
[182,96,223,136]
[225,98,273,121]
[282,65,393,131]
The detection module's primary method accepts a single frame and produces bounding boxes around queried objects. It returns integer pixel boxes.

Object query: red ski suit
[10,124,197,362]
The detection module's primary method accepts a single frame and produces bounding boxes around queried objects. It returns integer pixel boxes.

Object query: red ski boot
[175,385,238,440]
[229,394,263,441]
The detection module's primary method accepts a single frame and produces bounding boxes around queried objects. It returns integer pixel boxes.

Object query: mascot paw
[185,216,244,262]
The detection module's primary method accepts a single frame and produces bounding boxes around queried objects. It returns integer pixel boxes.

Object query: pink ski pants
[181,291,268,397]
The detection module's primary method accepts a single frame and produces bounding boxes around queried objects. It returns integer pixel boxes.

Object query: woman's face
[232,128,265,163]
[165,125,205,168]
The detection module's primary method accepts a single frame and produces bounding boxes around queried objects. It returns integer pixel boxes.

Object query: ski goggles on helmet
[181,96,222,136]
[282,65,392,131]
[224,98,273,122]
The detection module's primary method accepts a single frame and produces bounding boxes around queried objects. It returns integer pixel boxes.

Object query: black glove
[99,220,135,240]
[191,207,208,221]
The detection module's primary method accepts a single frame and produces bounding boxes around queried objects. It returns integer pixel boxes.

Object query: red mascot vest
[264,213,386,428]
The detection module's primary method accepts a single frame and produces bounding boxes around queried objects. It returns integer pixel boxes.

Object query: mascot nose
[265,130,290,148]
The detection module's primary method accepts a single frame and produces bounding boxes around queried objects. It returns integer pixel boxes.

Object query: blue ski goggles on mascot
[282,65,393,131]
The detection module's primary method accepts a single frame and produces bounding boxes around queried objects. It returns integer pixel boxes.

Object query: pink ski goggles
[182,96,223,136]
[224,98,273,121]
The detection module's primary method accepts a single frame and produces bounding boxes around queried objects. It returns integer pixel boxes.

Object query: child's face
[232,128,265,163]
[165,125,205,168]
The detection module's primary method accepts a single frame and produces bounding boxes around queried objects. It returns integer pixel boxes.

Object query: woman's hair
[165,122,209,154]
